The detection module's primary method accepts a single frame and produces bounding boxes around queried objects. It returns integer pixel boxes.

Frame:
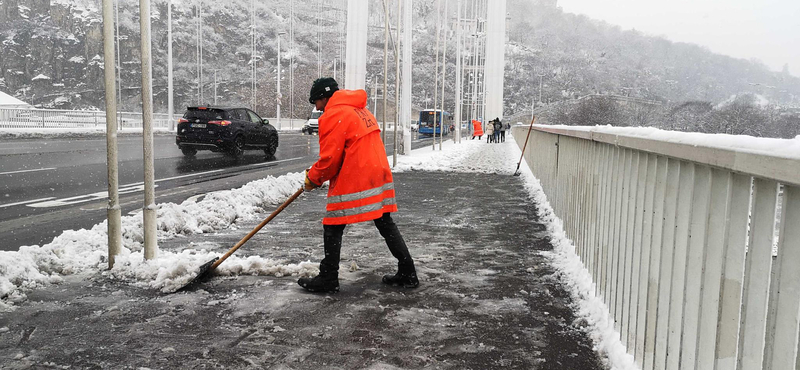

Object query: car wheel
[264,136,278,157]
[227,136,245,158]
[181,147,197,157]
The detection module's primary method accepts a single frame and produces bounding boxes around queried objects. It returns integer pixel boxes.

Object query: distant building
[0,90,32,109]
[0,90,33,123]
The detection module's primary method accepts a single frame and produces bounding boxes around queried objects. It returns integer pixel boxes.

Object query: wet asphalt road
[0,131,448,251]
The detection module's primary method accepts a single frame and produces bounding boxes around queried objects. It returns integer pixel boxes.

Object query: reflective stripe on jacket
[307,89,398,225]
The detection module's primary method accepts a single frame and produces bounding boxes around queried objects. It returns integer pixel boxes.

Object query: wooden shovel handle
[211,187,305,270]
[516,116,537,167]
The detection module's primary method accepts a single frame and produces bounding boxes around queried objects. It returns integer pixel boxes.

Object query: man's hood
[326,89,368,110]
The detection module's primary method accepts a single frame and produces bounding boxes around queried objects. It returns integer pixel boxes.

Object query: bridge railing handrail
[513,124,800,370]
[532,125,800,186]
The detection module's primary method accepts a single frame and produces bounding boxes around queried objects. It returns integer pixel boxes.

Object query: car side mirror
[262,118,269,125]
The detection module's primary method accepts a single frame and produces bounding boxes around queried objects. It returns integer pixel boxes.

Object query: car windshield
[310,111,323,119]
[184,109,226,121]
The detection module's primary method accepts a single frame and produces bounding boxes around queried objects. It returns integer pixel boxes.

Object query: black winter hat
[309,77,339,103]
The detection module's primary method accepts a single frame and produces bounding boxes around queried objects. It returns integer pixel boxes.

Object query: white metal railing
[513,124,800,370]
[0,108,344,132]
[0,108,173,129]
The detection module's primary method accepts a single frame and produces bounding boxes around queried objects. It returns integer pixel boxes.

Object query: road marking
[247,156,304,167]
[156,169,225,183]
[28,184,151,208]
[0,167,56,175]
[0,197,56,209]
[25,156,306,209]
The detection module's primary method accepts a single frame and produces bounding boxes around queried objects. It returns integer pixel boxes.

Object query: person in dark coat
[492,118,502,144]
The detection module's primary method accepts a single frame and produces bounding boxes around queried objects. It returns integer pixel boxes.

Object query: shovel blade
[173,257,219,293]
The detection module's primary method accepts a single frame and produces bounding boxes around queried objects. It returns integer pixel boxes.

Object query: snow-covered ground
[0,133,638,370]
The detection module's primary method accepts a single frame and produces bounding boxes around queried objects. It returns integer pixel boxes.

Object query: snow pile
[0,171,316,309]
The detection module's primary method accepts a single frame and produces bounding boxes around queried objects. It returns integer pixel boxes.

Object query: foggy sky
[558,0,800,78]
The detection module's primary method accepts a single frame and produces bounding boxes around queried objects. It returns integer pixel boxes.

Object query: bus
[417,109,452,136]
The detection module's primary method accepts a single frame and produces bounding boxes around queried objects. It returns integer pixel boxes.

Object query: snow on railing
[0,108,173,129]
[513,124,800,370]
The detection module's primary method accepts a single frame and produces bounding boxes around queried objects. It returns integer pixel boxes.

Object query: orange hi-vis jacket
[306,89,398,225]
[472,120,483,136]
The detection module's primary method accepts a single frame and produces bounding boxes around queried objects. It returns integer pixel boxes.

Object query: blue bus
[417,109,451,136]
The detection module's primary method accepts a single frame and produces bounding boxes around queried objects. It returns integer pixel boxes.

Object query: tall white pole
[167,0,173,129]
[439,0,449,150]
[382,0,389,144]
[401,0,412,155]
[114,0,122,131]
[484,0,506,121]
[317,0,322,78]
[199,0,203,104]
[393,0,400,165]
[470,0,479,126]
[214,69,218,105]
[195,5,200,103]
[251,0,256,109]
[345,0,368,89]
[454,0,463,143]
[139,0,157,260]
[432,0,441,151]
[102,0,121,268]
[277,32,284,129]
[290,0,295,128]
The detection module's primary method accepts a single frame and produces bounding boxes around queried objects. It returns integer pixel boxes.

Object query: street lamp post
[277,31,286,130]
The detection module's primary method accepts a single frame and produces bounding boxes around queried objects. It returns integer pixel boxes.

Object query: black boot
[382,270,419,288]
[298,273,339,293]
[298,224,345,293]
[374,213,419,289]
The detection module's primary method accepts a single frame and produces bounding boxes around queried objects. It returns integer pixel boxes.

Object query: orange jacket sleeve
[307,110,347,186]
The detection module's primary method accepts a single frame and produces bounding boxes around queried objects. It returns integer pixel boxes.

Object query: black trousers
[320,213,414,276]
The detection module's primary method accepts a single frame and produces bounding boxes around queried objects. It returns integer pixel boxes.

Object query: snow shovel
[513,116,537,176]
[175,187,305,292]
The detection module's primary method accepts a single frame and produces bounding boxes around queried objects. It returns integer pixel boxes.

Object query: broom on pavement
[513,116,536,176]
[175,187,305,292]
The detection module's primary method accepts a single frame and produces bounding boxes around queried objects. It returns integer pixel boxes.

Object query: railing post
[762,184,800,370]
[654,158,681,370]
[627,152,648,354]
[665,162,695,370]
[635,153,658,364]
[737,178,778,370]
[679,165,712,370]
[713,173,750,370]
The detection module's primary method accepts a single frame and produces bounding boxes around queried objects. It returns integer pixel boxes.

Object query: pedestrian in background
[498,118,507,143]
[493,118,502,144]
[299,77,419,293]
[485,118,494,143]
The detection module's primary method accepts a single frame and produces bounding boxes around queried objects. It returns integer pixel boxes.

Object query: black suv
[176,107,279,157]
